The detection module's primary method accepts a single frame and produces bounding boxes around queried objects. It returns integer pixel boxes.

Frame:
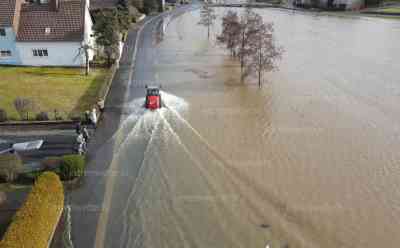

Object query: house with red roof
[0,0,95,66]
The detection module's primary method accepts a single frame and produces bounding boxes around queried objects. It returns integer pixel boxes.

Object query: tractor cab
[145,86,162,110]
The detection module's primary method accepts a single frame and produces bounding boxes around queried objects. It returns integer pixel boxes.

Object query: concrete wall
[16,42,85,66]
[0,27,21,65]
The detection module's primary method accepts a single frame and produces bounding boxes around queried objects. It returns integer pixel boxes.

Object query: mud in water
[102,7,400,248]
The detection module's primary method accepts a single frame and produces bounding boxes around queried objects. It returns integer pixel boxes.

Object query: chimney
[49,0,59,11]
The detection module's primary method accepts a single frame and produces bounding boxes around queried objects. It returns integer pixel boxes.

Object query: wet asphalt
[68,4,199,248]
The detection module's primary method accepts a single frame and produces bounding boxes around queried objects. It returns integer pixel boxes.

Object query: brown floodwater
[111,7,400,248]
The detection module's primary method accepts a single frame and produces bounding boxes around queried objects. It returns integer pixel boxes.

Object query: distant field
[0,67,109,121]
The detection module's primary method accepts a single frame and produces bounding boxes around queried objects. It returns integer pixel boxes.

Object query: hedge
[0,172,64,248]
[58,155,85,180]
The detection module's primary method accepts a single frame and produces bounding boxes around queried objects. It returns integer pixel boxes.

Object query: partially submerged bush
[59,155,85,180]
[0,109,7,122]
[0,154,24,182]
[0,172,64,248]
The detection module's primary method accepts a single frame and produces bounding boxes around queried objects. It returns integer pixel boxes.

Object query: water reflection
[153,7,400,248]
[105,7,400,248]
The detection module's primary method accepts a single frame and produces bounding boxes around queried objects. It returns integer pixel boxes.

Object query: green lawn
[0,67,110,121]
[379,7,400,13]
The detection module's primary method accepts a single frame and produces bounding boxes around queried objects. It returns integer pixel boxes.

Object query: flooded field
[101,7,400,248]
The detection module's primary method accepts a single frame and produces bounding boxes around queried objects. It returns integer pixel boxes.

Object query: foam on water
[108,91,188,153]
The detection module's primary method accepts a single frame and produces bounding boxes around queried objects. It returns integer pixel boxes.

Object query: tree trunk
[258,49,262,88]
[85,50,90,76]
[240,30,246,83]
[107,54,112,67]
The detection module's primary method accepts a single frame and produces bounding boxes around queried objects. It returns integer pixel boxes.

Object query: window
[32,49,48,57]
[0,50,12,57]
[0,28,5,36]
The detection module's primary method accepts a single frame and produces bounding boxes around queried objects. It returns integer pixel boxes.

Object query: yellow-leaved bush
[0,172,64,248]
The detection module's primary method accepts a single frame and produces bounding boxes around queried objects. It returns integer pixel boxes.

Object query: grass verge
[0,67,110,120]
[378,7,400,13]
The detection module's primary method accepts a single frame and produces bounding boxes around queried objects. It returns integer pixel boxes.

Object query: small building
[0,0,95,67]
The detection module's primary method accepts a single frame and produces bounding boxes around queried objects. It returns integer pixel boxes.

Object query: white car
[0,140,44,154]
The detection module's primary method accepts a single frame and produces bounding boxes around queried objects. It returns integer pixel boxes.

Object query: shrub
[0,172,64,248]
[0,154,24,182]
[59,155,85,180]
[53,109,63,120]
[0,109,7,122]
[36,111,49,121]
[14,97,34,120]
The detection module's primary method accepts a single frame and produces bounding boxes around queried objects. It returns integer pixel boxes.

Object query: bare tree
[14,97,34,120]
[237,8,263,81]
[248,23,283,87]
[77,43,95,76]
[217,10,241,56]
[198,2,217,39]
[218,8,283,86]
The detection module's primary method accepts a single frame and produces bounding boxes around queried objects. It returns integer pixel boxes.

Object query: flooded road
[100,7,400,248]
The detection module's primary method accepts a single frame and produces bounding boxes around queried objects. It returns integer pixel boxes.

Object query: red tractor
[145,86,162,110]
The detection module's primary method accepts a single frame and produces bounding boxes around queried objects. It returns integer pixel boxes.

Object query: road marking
[94,133,124,248]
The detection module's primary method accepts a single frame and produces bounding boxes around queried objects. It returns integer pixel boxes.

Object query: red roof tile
[16,0,85,42]
[0,0,20,28]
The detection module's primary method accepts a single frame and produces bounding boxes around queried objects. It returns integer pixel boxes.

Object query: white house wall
[16,42,85,66]
[0,27,21,65]
[84,3,95,60]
